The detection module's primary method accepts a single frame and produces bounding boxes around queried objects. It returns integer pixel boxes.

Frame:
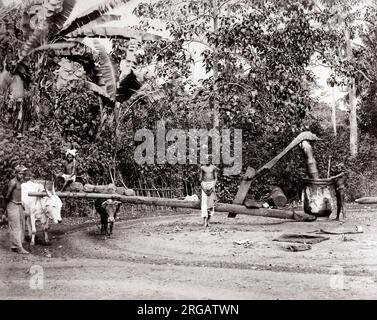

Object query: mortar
[301,177,336,217]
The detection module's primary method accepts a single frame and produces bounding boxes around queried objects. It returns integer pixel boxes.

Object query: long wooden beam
[28,192,316,221]
[355,197,377,204]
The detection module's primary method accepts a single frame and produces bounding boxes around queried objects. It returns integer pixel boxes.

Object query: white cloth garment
[201,180,216,218]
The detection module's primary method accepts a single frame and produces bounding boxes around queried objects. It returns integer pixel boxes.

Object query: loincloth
[61,174,76,182]
[201,180,216,218]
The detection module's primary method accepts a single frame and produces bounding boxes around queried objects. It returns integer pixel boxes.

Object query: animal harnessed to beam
[22,180,62,245]
[94,199,121,236]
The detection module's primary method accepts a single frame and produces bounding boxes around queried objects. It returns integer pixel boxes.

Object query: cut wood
[28,191,316,221]
[355,197,377,204]
[268,186,287,207]
[319,227,363,235]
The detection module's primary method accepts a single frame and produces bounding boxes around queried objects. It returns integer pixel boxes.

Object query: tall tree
[316,0,374,157]
[134,0,335,133]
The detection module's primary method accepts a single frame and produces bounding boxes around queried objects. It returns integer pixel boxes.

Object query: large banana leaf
[19,0,76,60]
[93,39,118,101]
[84,80,111,100]
[13,62,31,85]
[67,26,162,41]
[17,38,120,102]
[59,0,131,37]
[126,82,165,105]
[116,70,142,103]
[19,23,49,61]
[63,54,97,80]
[80,14,121,28]
[47,0,76,36]
[19,42,78,62]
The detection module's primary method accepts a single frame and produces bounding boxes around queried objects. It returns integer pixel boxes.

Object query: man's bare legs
[203,209,214,228]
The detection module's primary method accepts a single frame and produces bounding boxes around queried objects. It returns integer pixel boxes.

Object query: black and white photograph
[1,0,377,303]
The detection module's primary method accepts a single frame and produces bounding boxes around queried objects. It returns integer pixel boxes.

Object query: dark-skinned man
[1,165,29,254]
[199,155,218,228]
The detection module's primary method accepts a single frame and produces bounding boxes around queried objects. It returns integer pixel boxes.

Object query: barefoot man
[199,156,218,227]
[57,149,77,191]
[2,165,29,254]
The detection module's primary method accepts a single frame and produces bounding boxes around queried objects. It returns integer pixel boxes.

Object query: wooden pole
[28,192,315,221]
[355,197,377,204]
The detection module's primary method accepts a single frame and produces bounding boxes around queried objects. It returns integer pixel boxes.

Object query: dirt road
[1,205,377,299]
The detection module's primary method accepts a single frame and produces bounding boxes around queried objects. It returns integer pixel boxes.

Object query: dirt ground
[1,204,377,300]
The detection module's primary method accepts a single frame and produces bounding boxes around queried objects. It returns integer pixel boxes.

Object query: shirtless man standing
[58,149,77,191]
[199,156,218,227]
[2,165,29,254]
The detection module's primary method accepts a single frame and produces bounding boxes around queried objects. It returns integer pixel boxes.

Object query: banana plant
[0,0,161,106]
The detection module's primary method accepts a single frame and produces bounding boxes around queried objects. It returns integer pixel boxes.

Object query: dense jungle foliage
[1,0,377,217]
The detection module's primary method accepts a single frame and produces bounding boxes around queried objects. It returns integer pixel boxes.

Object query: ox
[94,199,121,236]
[22,181,63,245]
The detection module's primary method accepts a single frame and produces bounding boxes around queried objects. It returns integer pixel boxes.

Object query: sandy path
[1,205,377,299]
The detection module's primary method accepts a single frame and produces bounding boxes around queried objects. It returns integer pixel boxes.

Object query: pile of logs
[65,182,136,196]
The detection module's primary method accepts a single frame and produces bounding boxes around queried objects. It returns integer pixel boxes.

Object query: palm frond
[67,26,163,41]
[18,42,78,63]
[126,82,165,105]
[59,0,131,37]
[19,23,49,62]
[19,0,76,59]
[47,0,77,36]
[93,39,118,101]
[65,54,97,80]
[43,0,63,18]
[33,41,77,52]
[21,0,44,10]
[116,70,142,103]
[82,14,121,27]
[13,62,31,86]
[20,12,33,40]
[84,80,111,100]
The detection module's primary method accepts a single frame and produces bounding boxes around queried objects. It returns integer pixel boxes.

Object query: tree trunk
[211,0,219,130]
[331,86,337,136]
[348,77,357,157]
[344,27,358,157]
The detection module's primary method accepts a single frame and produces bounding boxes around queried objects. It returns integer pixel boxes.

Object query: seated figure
[56,149,77,191]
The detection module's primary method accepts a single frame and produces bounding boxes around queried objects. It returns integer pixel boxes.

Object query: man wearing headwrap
[2,165,29,254]
[57,149,77,191]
